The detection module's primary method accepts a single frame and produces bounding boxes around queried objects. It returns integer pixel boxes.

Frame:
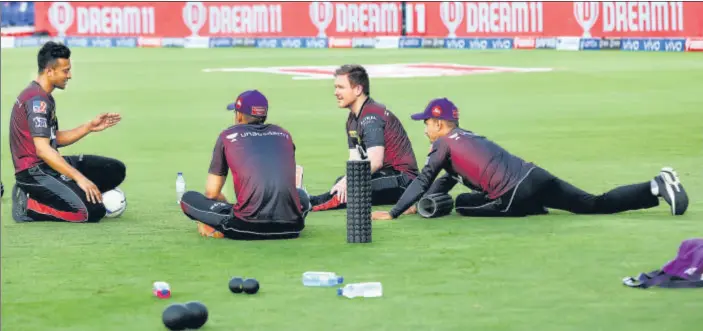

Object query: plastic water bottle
[176,172,186,204]
[302,271,344,287]
[337,282,383,298]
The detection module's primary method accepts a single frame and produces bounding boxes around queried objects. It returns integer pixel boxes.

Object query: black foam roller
[417,193,454,218]
[346,160,372,243]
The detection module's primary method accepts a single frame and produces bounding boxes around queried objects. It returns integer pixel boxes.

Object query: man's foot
[197,222,224,238]
[295,165,304,189]
[12,185,32,222]
[652,167,688,216]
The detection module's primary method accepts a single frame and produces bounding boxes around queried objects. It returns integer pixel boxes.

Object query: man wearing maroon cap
[372,97,689,220]
[308,64,420,212]
[179,90,312,240]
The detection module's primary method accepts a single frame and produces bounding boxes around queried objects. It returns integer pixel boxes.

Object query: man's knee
[86,203,107,222]
[179,191,202,216]
[102,157,126,185]
[112,159,126,183]
[87,154,126,187]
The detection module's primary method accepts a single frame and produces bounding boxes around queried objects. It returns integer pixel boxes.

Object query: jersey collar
[353,97,373,119]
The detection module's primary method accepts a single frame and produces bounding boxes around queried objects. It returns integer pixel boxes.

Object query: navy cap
[410,98,459,121]
[226,90,268,118]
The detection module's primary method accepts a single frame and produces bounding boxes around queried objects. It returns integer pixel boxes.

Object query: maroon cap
[410,98,459,121]
[226,90,268,118]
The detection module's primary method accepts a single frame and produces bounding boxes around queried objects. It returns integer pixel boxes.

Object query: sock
[650,179,660,197]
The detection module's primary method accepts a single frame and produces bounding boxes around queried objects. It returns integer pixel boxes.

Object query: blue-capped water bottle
[337,282,383,298]
[302,271,344,287]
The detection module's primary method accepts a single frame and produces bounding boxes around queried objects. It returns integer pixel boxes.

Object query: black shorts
[454,166,658,217]
[179,189,311,240]
[13,154,126,223]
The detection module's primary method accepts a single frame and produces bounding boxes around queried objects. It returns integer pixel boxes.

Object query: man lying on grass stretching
[372,97,688,220]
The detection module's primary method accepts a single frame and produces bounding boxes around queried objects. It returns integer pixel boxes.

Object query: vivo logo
[469,39,488,49]
[304,38,327,48]
[445,39,466,49]
[91,38,113,47]
[664,40,684,52]
[281,38,302,48]
[622,39,640,50]
[256,39,278,48]
[643,39,661,51]
[66,37,89,47]
[115,37,136,47]
[490,39,511,49]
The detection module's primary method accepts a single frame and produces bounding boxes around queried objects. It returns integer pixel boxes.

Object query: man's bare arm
[34,137,101,203]
[204,174,227,202]
[56,123,91,147]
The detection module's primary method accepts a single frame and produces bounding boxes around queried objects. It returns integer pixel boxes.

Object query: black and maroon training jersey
[346,98,419,178]
[9,81,59,174]
[390,128,536,218]
[209,123,303,224]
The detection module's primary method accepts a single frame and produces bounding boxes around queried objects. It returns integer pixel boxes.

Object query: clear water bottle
[176,172,186,204]
[337,282,383,298]
[302,271,344,287]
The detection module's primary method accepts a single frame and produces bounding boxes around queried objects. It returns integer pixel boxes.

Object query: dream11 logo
[440,2,464,38]
[48,2,74,36]
[182,2,207,37]
[573,1,599,37]
[309,1,333,38]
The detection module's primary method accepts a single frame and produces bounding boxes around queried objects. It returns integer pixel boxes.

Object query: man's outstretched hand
[371,211,393,221]
[89,113,121,132]
[372,205,417,221]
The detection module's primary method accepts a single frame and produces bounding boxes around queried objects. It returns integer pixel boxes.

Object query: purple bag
[623,238,703,289]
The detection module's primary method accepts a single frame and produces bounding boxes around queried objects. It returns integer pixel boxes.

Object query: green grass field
[1,48,702,331]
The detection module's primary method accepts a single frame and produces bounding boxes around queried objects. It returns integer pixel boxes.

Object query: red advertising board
[34,2,403,37]
[405,1,703,38]
[34,1,703,38]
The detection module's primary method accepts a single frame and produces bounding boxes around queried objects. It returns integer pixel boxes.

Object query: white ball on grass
[103,187,127,218]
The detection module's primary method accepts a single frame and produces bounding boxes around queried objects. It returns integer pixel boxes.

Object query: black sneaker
[12,184,33,222]
[654,167,688,216]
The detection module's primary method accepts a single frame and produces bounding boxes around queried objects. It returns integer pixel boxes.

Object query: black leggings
[180,189,310,240]
[14,154,126,222]
[455,167,659,217]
